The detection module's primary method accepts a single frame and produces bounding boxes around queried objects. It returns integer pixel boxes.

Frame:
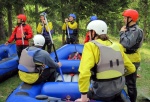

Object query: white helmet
[33,34,45,46]
[87,20,107,35]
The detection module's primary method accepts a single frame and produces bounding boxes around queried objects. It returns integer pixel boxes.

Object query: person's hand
[65,18,69,23]
[75,94,89,102]
[5,42,9,46]
[41,20,47,25]
[57,62,62,67]
[120,26,127,32]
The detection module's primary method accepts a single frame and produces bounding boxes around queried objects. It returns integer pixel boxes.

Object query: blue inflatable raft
[6,44,130,102]
[0,44,18,82]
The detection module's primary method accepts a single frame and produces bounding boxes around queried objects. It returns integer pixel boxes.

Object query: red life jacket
[84,31,90,43]
[8,24,33,45]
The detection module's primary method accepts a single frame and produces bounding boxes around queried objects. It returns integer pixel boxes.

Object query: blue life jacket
[18,47,42,73]
[43,27,49,36]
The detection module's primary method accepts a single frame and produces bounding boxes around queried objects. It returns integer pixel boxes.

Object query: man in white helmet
[75,20,136,102]
[18,34,61,85]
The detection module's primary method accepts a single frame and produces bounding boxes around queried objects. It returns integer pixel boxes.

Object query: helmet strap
[17,20,25,26]
[92,31,97,40]
[126,17,132,30]
[89,31,92,41]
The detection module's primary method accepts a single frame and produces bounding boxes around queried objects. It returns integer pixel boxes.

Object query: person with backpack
[119,9,144,102]
[62,13,78,44]
[5,14,33,58]
[84,15,98,43]
[37,12,53,53]
[18,34,62,84]
[75,20,136,102]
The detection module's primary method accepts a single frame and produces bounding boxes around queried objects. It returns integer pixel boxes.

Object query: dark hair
[97,34,109,41]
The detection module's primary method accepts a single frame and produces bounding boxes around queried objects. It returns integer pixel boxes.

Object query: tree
[6,1,13,35]
[14,0,24,14]
[138,0,149,40]
[0,1,6,40]
[0,0,133,43]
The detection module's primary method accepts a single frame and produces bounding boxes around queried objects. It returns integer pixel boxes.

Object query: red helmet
[122,9,139,22]
[17,14,27,22]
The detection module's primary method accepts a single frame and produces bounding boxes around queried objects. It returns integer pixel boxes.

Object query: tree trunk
[20,0,24,14]
[7,4,12,36]
[61,0,65,45]
[142,0,148,40]
[76,0,80,44]
[76,18,79,44]
[0,12,5,41]
[35,4,38,27]
[15,0,24,15]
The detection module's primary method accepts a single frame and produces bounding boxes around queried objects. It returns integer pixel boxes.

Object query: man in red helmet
[119,9,144,102]
[5,14,33,58]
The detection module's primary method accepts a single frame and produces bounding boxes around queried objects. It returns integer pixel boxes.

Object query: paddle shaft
[66,23,71,44]
[66,23,70,39]
[20,24,24,45]
[43,14,64,82]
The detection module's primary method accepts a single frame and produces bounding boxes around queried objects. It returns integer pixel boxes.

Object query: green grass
[0,35,150,102]
[136,42,150,102]
[0,75,21,102]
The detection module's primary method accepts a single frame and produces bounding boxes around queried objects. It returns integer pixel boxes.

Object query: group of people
[5,13,62,84]
[4,12,78,84]
[5,9,143,102]
[76,9,144,102]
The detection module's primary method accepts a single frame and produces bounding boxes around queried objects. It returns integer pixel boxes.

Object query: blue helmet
[90,16,98,21]
[69,14,76,19]
[40,12,47,16]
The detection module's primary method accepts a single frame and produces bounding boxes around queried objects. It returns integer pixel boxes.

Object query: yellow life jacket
[91,40,125,79]
[18,47,42,84]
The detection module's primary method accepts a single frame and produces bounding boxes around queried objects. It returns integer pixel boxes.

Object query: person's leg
[112,91,131,102]
[87,90,113,102]
[66,36,70,44]
[87,90,101,101]
[47,41,52,53]
[16,46,22,58]
[126,63,140,102]
[42,42,46,50]
[47,68,57,82]
[17,45,28,59]
[70,35,76,44]
[33,68,56,84]
[74,35,78,44]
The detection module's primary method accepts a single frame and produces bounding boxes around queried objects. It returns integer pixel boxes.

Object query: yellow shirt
[37,22,53,34]
[78,39,136,93]
[62,22,78,30]
[126,49,141,63]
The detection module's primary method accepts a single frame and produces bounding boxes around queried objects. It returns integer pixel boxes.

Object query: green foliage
[0,75,22,102]
[0,0,150,41]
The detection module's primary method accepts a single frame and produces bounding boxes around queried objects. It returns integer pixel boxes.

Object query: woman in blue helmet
[37,12,53,53]
[62,13,78,44]
[84,16,98,43]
